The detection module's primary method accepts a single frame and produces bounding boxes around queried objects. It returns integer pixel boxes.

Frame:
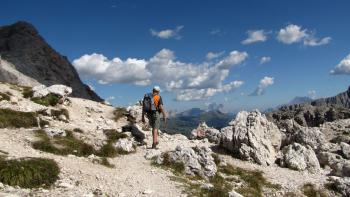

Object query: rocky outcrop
[190,122,221,143]
[156,145,217,178]
[293,127,327,151]
[280,143,320,173]
[312,86,350,108]
[0,21,102,102]
[220,110,282,166]
[33,84,72,98]
[267,86,350,129]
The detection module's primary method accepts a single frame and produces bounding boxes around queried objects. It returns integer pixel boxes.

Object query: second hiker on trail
[142,86,167,149]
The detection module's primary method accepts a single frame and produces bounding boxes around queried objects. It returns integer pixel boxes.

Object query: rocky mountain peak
[0,21,102,102]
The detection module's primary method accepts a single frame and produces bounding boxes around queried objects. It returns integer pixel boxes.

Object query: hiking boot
[152,143,159,149]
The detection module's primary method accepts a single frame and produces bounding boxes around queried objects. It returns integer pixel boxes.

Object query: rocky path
[0,128,185,197]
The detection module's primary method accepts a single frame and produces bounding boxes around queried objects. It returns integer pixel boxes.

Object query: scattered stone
[330,159,350,177]
[114,138,135,153]
[317,151,343,167]
[340,142,350,159]
[58,182,74,189]
[220,110,282,166]
[58,114,68,122]
[200,183,213,190]
[280,143,320,173]
[144,149,161,160]
[228,190,244,197]
[142,189,153,194]
[44,127,66,137]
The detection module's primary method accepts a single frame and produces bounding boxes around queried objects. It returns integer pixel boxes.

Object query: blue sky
[1,0,349,112]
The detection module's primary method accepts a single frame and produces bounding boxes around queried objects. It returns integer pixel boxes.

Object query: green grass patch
[97,157,115,168]
[33,128,132,160]
[32,130,94,157]
[22,87,34,98]
[0,108,38,128]
[0,92,10,101]
[96,129,130,157]
[113,107,127,122]
[31,93,60,106]
[302,183,328,197]
[0,157,59,188]
[73,128,84,133]
[221,164,281,197]
[161,156,281,197]
[155,152,185,175]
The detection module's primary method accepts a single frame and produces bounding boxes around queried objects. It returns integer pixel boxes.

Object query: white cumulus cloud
[277,24,331,47]
[73,53,150,85]
[277,24,307,44]
[215,51,248,70]
[260,56,271,64]
[330,53,350,75]
[150,26,183,40]
[73,49,248,101]
[304,36,331,46]
[176,81,244,101]
[206,51,225,60]
[249,76,274,96]
[241,30,268,45]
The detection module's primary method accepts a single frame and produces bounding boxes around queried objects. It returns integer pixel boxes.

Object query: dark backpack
[143,93,156,113]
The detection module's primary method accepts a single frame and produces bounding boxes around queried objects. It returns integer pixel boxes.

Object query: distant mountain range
[267,86,350,128]
[161,108,234,137]
[0,21,102,101]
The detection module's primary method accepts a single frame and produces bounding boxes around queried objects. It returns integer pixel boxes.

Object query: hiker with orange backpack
[141,86,167,149]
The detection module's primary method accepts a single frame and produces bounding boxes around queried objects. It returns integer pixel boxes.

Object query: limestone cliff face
[0,21,102,102]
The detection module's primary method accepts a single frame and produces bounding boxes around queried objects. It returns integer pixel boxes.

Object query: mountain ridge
[0,21,102,102]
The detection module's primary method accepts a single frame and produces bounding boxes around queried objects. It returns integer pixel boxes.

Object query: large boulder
[33,84,72,98]
[293,127,327,151]
[157,145,217,178]
[190,122,221,143]
[280,143,320,173]
[220,110,282,166]
[328,176,350,196]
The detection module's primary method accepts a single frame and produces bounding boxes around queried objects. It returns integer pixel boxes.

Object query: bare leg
[152,128,158,146]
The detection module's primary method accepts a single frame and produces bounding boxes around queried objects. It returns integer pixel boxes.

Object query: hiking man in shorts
[142,86,167,149]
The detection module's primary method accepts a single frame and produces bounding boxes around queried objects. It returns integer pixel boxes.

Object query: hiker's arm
[141,101,145,122]
[159,105,167,119]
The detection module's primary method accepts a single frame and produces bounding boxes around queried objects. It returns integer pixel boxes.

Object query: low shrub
[0,157,59,188]
[0,92,10,101]
[32,130,94,157]
[96,129,130,157]
[51,108,70,120]
[113,107,127,122]
[22,87,34,98]
[0,109,38,128]
[73,128,84,133]
[31,93,60,106]
[302,183,328,197]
